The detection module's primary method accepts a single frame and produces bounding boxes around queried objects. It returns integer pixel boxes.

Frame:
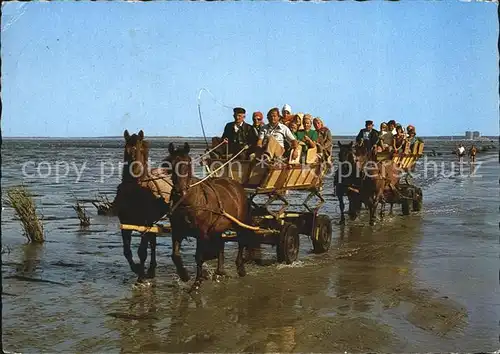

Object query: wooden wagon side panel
[208,159,323,192]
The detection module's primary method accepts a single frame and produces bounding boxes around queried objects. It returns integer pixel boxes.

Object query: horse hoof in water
[178,268,190,282]
[213,272,229,282]
[369,220,376,226]
[133,279,153,289]
[338,218,345,225]
[146,268,156,279]
[188,280,202,294]
[237,267,246,277]
[201,268,211,280]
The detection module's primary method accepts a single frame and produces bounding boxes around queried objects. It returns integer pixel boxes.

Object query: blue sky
[2,1,498,137]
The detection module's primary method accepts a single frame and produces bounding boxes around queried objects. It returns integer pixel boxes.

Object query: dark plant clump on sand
[91,193,116,216]
[6,186,45,243]
[72,200,91,227]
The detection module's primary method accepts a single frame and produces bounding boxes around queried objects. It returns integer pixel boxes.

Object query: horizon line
[1,135,498,140]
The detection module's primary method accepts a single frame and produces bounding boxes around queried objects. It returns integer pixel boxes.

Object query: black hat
[233,107,246,115]
[365,120,373,126]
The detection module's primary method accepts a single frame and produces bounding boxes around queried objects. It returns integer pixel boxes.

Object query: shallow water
[2,137,499,353]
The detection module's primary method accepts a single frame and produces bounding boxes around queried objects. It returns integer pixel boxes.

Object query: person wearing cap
[281,104,294,126]
[251,111,265,137]
[355,120,379,153]
[220,107,258,158]
[403,125,419,154]
[257,107,298,160]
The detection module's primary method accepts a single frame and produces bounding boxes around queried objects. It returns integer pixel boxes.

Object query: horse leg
[379,200,385,220]
[365,198,376,226]
[214,236,227,280]
[189,238,205,293]
[235,229,248,277]
[338,192,346,225]
[171,232,190,282]
[389,203,394,215]
[236,242,247,277]
[146,233,157,279]
[136,235,148,283]
[121,229,140,275]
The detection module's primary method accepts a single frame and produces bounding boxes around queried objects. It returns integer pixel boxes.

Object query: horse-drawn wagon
[204,153,333,264]
[117,132,333,290]
[335,140,425,225]
[381,140,425,215]
[120,146,332,265]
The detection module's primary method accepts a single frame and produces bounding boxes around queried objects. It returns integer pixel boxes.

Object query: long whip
[197,88,235,150]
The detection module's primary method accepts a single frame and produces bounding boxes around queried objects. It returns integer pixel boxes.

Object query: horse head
[123,129,150,179]
[337,141,355,164]
[167,142,192,197]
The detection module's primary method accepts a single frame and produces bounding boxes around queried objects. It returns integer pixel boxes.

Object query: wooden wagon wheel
[311,214,332,254]
[276,222,299,264]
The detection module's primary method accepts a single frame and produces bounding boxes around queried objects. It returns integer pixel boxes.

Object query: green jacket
[296,129,318,152]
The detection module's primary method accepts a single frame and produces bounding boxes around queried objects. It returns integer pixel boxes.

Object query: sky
[1,1,498,138]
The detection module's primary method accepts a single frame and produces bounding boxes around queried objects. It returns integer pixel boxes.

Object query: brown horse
[166,142,251,292]
[334,141,362,225]
[114,130,173,284]
[340,143,400,225]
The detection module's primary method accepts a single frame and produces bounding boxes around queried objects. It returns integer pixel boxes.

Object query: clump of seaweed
[72,199,91,227]
[91,193,116,216]
[5,186,45,243]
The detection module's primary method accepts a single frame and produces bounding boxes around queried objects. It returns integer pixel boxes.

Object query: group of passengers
[355,119,422,158]
[213,104,333,164]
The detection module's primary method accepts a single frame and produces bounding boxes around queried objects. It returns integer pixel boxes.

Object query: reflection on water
[1,139,499,353]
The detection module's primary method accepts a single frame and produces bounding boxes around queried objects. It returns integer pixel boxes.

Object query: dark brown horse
[334,141,362,225]
[114,130,173,284]
[338,142,400,225]
[166,142,252,292]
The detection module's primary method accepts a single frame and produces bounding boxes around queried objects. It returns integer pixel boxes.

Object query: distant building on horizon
[465,131,473,140]
[472,131,481,139]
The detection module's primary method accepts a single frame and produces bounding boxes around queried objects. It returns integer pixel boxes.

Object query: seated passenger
[219,107,258,159]
[281,104,294,126]
[252,111,265,137]
[313,117,333,164]
[295,114,318,155]
[387,120,397,135]
[257,107,298,160]
[356,120,379,153]
[392,124,406,154]
[289,121,300,139]
[377,122,394,153]
[404,125,421,154]
[294,113,304,130]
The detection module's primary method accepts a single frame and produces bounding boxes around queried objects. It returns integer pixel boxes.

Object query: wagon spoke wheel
[312,215,332,254]
[276,223,299,264]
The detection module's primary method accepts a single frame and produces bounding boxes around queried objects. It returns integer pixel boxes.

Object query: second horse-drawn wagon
[335,139,425,225]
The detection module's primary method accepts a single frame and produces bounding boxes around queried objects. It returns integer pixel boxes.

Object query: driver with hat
[356,120,379,152]
[219,107,258,158]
